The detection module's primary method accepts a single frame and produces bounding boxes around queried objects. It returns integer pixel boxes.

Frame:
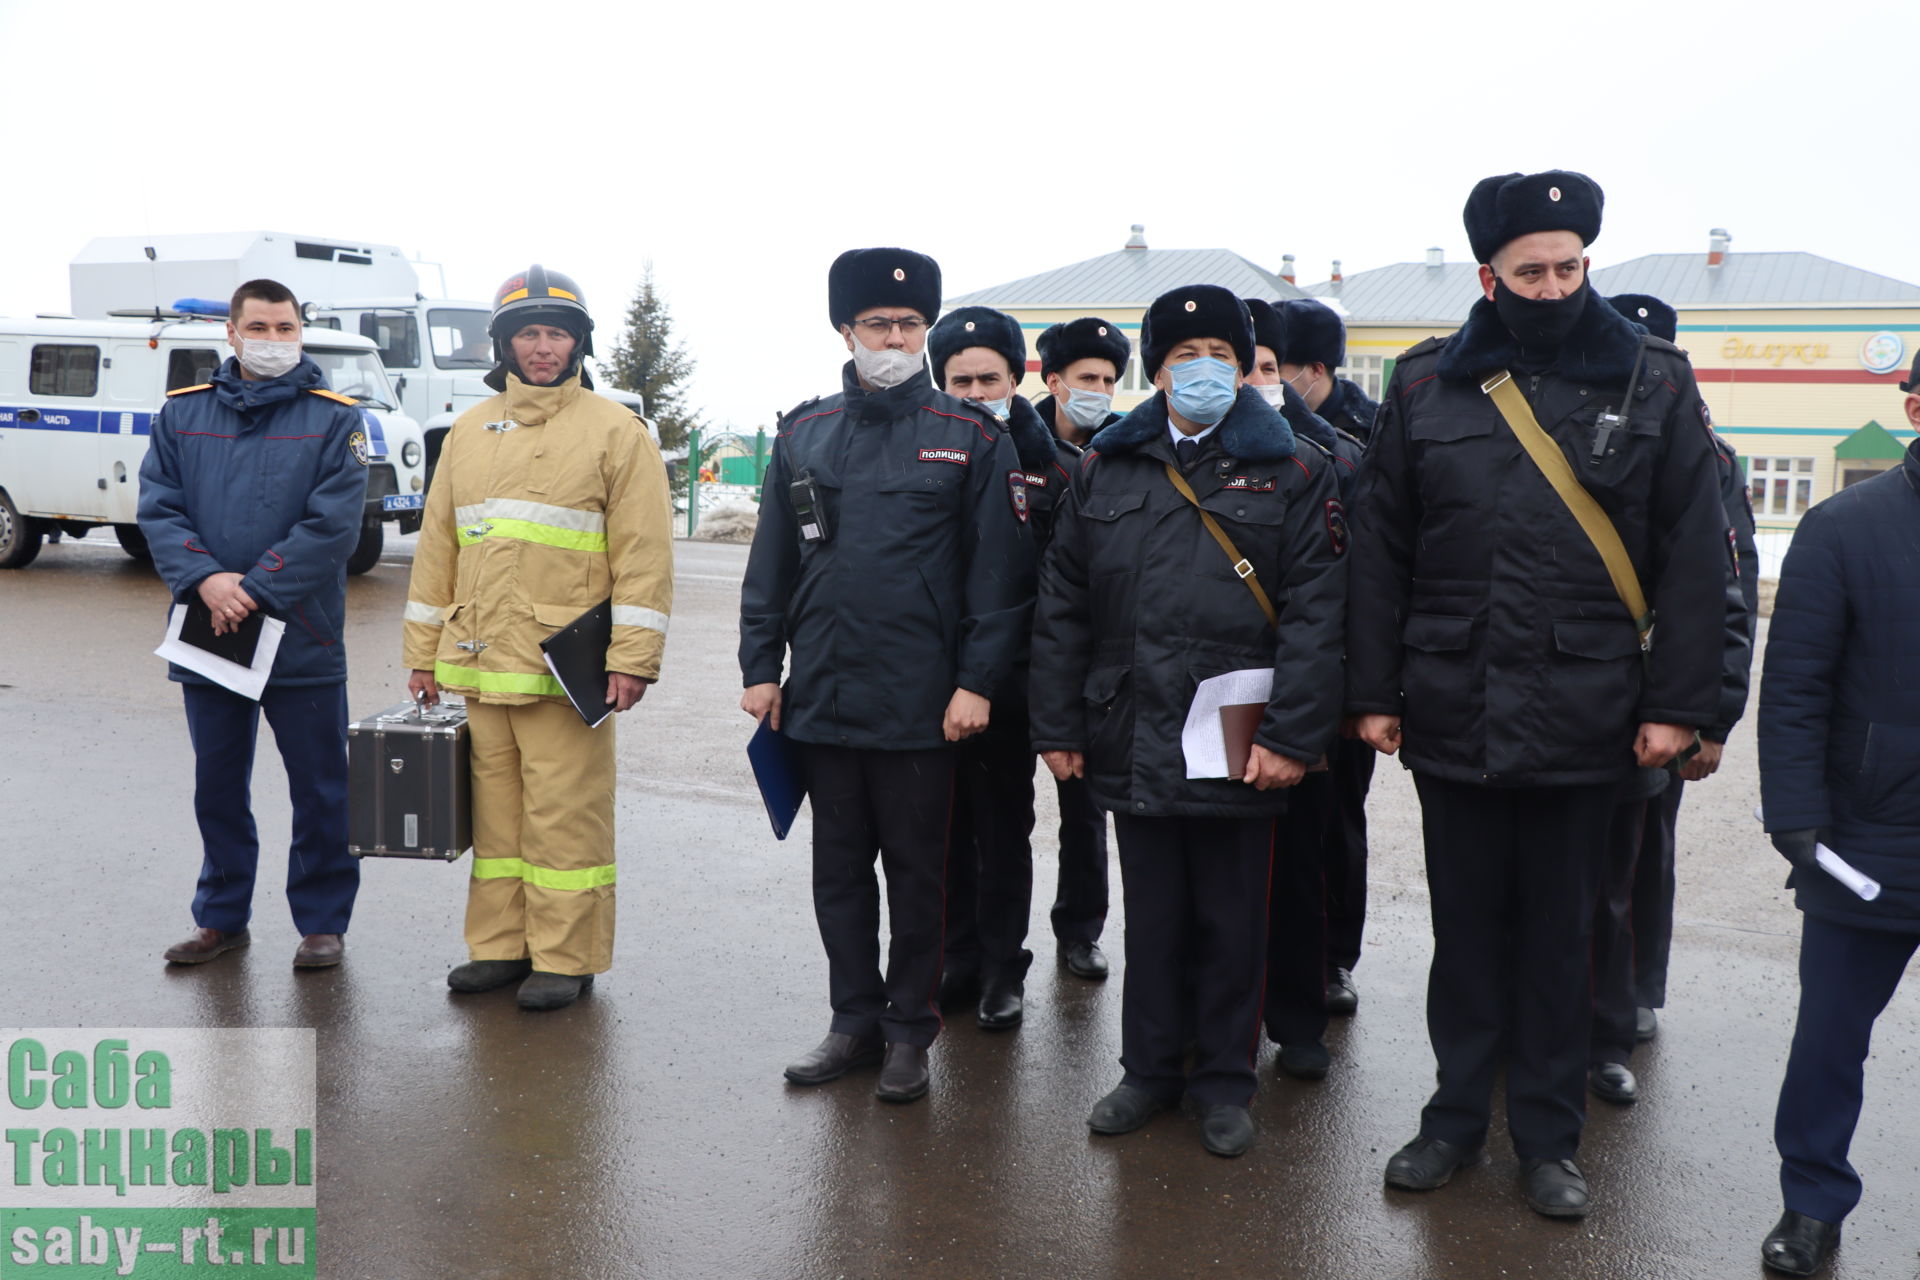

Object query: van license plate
[381,494,425,512]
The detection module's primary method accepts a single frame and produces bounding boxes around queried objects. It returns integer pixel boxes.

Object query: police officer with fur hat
[740,250,1033,1105]
[925,305,1074,1029]
[1278,299,1381,445]
[1031,283,1348,1157]
[405,264,674,1011]
[1346,171,1726,1216]
[1034,317,1131,447]
[1583,292,1758,1102]
[1030,317,1133,981]
[1241,297,1359,1081]
[1260,299,1377,1022]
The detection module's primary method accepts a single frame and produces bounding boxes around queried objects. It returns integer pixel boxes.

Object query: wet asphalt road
[3,532,1919,1280]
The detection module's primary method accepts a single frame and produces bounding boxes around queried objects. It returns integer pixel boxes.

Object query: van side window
[30,345,100,397]
[167,349,222,391]
[359,313,420,368]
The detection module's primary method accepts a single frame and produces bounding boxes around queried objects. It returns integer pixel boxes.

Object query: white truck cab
[0,315,422,571]
[69,233,653,500]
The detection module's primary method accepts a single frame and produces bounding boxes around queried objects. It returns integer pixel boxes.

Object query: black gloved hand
[1770,828,1821,870]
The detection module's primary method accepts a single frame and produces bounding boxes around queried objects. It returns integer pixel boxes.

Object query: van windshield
[306,347,397,409]
[430,309,494,369]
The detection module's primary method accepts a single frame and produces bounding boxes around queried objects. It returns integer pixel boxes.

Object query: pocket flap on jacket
[1409,413,1493,443]
[1402,613,1474,653]
[1552,618,1641,660]
[1083,491,1147,522]
[532,602,587,628]
[1082,665,1130,703]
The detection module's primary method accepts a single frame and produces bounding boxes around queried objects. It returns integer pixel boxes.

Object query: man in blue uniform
[1031,318,1133,981]
[139,277,369,969]
[739,249,1033,1104]
[928,306,1074,1030]
[1347,172,1725,1217]
[1031,284,1348,1157]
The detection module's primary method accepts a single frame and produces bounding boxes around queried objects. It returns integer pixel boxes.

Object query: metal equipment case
[347,699,472,860]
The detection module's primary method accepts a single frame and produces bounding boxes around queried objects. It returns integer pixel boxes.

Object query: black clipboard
[180,597,267,666]
[539,599,614,727]
[747,716,806,840]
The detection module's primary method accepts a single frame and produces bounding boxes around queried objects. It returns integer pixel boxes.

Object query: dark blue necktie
[1176,436,1198,471]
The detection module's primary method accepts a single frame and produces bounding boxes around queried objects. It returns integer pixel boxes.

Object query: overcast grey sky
[3,0,1915,428]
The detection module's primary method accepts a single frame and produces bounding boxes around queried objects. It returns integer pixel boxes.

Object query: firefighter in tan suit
[403,265,673,1010]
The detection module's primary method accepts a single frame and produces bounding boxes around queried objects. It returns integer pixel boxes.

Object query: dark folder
[539,598,614,728]
[747,716,806,840]
[1219,703,1266,781]
[180,597,267,666]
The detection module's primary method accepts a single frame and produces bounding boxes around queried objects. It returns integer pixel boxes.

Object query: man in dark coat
[1031,284,1348,1157]
[927,305,1074,1030]
[1587,292,1759,1105]
[138,277,370,970]
[1278,298,1381,445]
[1031,317,1132,980]
[1242,298,1350,1082]
[1755,364,1920,1277]
[1345,171,1726,1217]
[739,249,1033,1105]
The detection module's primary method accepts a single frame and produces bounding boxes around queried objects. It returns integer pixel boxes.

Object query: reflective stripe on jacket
[402,372,673,703]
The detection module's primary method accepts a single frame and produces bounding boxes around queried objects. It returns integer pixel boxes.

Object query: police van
[0,313,424,571]
[69,232,654,495]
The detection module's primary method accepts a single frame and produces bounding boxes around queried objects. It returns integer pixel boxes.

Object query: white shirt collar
[1168,415,1219,449]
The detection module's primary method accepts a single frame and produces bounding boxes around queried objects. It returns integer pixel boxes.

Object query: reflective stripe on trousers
[464,698,618,975]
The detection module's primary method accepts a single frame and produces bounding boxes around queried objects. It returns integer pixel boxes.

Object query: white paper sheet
[1181,667,1273,779]
[1815,844,1882,901]
[154,604,286,701]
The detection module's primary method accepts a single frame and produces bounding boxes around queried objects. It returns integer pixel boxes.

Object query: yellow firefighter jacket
[402,372,672,702]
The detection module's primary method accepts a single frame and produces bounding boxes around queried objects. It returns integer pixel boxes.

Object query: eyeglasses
[851,317,929,336]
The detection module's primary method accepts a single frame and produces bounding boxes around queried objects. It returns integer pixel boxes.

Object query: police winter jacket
[1318,376,1381,445]
[1277,382,1363,501]
[739,363,1035,751]
[1344,295,1725,787]
[1706,430,1760,743]
[1759,439,1920,932]
[1003,394,1080,555]
[138,355,368,686]
[402,371,673,703]
[1029,387,1348,818]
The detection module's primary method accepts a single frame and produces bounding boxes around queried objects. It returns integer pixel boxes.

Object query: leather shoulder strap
[1481,370,1653,649]
[1162,462,1278,629]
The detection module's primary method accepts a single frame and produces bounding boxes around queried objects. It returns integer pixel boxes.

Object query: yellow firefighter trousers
[464,700,616,975]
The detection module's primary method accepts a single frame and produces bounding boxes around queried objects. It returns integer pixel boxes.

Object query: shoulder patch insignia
[920,447,970,466]
[1727,526,1740,577]
[1007,470,1030,524]
[347,429,370,466]
[308,388,359,406]
[1699,401,1714,431]
[165,383,212,397]
[1324,499,1348,557]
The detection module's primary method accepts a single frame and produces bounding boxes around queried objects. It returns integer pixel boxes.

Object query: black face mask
[1493,277,1589,351]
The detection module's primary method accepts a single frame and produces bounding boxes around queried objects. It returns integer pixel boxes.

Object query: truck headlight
[402,440,423,468]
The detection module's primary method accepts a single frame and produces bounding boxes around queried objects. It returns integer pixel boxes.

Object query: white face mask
[973,396,1012,420]
[850,342,923,390]
[1063,388,1112,430]
[1254,383,1288,409]
[238,338,302,379]
[1287,369,1320,401]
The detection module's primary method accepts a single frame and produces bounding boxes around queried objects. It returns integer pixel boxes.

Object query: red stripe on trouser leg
[1250,818,1276,1069]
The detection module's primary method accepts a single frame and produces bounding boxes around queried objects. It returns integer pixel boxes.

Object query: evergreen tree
[605,263,701,457]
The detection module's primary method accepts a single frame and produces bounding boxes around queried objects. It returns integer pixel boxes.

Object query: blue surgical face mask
[972,396,1012,420]
[1165,355,1238,426]
[1063,387,1112,430]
